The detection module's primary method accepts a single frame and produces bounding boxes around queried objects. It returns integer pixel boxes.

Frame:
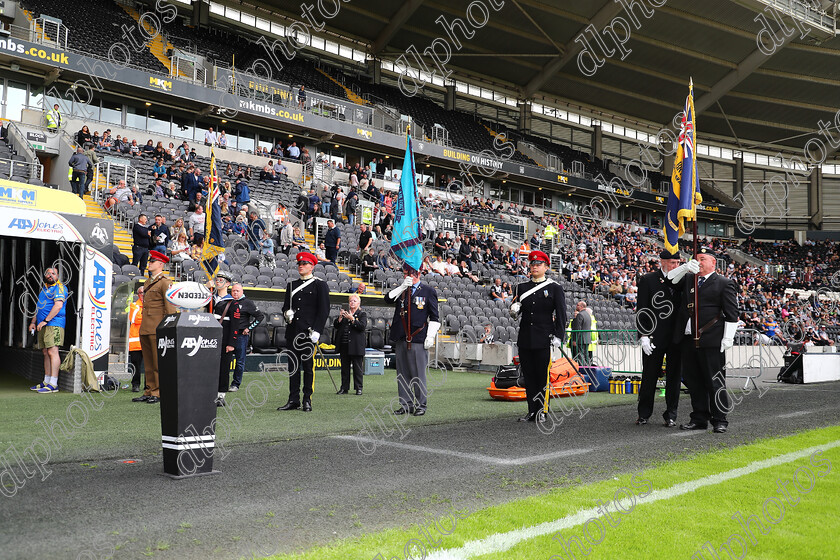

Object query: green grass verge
[0,369,634,463]
[266,426,840,560]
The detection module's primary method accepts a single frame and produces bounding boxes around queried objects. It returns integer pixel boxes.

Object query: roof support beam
[694,32,796,115]
[370,0,426,55]
[520,0,626,99]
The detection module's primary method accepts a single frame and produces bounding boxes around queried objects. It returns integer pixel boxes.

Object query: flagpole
[693,218,699,348]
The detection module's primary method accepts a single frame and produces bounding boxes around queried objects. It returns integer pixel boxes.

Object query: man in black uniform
[209,270,235,407]
[510,251,566,423]
[384,265,440,416]
[672,247,739,433]
[228,282,265,392]
[278,251,330,412]
[635,250,689,426]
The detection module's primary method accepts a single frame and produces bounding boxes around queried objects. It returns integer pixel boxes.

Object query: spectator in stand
[261,162,276,183]
[297,85,306,109]
[141,139,155,157]
[132,213,152,274]
[460,260,480,283]
[149,214,170,254]
[152,158,166,179]
[234,178,250,210]
[357,223,372,255]
[68,147,90,199]
[204,127,217,146]
[189,205,205,244]
[248,211,267,252]
[169,231,191,262]
[105,179,134,210]
[287,142,301,159]
[314,242,328,262]
[362,247,378,281]
[333,187,346,221]
[324,219,341,262]
[490,278,505,301]
[99,131,113,151]
[278,219,294,255]
[292,226,306,250]
[152,142,166,160]
[83,143,98,195]
[274,160,288,177]
[77,125,92,146]
[345,186,358,225]
[188,192,204,213]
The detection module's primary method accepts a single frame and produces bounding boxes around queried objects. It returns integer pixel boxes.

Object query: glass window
[241,12,255,27]
[258,138,272,153]
[172,116,193,140]
[509,188,520,203]
[522,189,534,205]
[29,86,44,110]
[147,111,171,135]
[221,128,237,150]
[4,81,28,121]
[256,17,270,31]
[125,105,146,130]
[238,131,255,152]
[100,99,122,125]
[194,123,208,143]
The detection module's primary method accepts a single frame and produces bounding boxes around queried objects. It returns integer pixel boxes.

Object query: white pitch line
[777,411,814,418]
[672,430,707,436]
[424,439,840,560]
[331,435,592,465]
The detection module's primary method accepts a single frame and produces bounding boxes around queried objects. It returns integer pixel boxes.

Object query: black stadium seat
[250,326,275,354]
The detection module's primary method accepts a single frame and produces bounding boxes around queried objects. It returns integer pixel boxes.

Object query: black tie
[698,276,706,288]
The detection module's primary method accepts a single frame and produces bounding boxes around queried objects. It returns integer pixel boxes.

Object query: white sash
[518,278,555,304]
[291,277,318,300]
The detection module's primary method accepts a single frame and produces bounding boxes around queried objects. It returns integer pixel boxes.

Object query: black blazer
[673,272,739,348]
[514,279,566,350]
[635,270,681,348]
[333,310,368,356]
[384,282,439,342]
[283,277,330,345]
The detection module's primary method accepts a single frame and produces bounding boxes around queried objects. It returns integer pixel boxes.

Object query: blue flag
[665,79,702,255]
[391,133,423,271]
[201,149,225,278]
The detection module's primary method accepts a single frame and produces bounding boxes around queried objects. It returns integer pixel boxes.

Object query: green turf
[264,426,840,560]
[0,369,635,463]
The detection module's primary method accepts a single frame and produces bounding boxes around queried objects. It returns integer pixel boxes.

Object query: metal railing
[0,157,43,182]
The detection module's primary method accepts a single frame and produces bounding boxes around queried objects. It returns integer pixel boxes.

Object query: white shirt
[204,130,217,144]
[189,212,205,234]
[684,272,715,334]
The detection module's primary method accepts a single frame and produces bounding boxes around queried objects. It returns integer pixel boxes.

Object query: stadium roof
[248,0,840,154]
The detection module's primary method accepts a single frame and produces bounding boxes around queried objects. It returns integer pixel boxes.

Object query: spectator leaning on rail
[28,267,67,394]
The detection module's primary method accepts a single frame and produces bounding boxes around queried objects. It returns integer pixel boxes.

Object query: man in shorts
[29,268,66,393]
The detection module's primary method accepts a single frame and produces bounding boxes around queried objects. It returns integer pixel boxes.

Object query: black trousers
[218,350,233,393]
[129,350,144,388]
[519,347,550,415]
[339,345,364,391]
[680,337,729,427]
[132,247,149,274]
[288,345,315,404]
[637,343,681,421]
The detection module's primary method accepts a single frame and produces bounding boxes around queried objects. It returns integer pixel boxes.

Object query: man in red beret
[133,250,175,404]
[278,251,330,412]
[509,251,566,423]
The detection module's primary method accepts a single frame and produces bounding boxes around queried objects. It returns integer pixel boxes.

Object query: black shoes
[302,401,312,412]
[277,401,300,411]
[146,396,160,404]
[412,409,426,416]
[393,407,411,415]
[713,425,728,434]
[635,417,648,425]
[131,385,140,393]
[132,395,150,402]
[216,397,226,407]
[336,389,348,395]
[355,389,363,395]
[680,422,707,431]
[663,419,677,428]
[518,412,536,422]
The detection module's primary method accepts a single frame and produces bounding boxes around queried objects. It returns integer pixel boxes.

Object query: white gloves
[668,259,700,284]
[310,331,320,344]
[284,309,295,324]
[388,276,414,300]
[640,336,656,356]
[424,321,441,350]
[550,336,562,349]
[509,302,521,318]
[720,322,738,353]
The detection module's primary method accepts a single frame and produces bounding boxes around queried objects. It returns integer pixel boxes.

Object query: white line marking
[777,411,813,418]
[424,439,840,560]
[331,436,592,465]
[672,430,707,436]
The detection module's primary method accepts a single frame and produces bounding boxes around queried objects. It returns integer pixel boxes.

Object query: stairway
[301,227,381,295]
[82,193,133,255]
[119,4,188,78]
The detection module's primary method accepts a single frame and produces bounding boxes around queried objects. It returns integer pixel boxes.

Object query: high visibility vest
[129,300,143,352]
[46,108,61,128]
[519,243,529,258]
[544,225,557,239]
[588,314,598,351]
